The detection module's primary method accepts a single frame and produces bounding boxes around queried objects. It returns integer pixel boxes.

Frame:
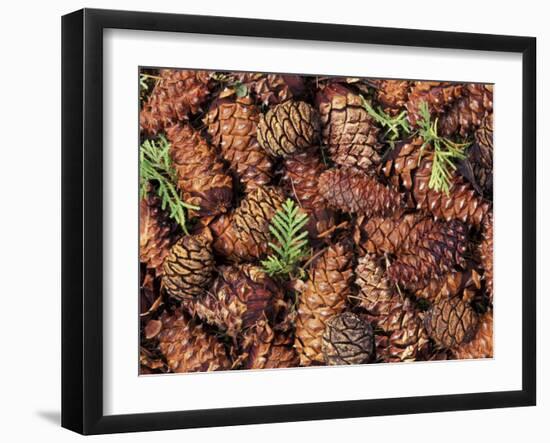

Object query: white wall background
[0,0,545,441]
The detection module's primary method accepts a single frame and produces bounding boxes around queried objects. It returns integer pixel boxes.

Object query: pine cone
[204,95,273,189]
[479,213,494,302]
[438,84,493,136]
[239,320,299,369]
[184,265,289,338]
[233,72,305,106]
[322,312,374,365]
[282,150,336,241]
[406,81,463,128]
[295,241,354,365]
[453,311,493,359]
[147,311,231,372]
[470,113,494,196]
[415,269,482,304]
[257,101,320,157]
[139,189,180,276]
[425,296,479,349]
[211,186,285,261]
[319,167,402,216]
[373,79,411,116]
[140,69,211,135]
[162,229,214,300]
[166,124,233,217]
[316,83,381,171]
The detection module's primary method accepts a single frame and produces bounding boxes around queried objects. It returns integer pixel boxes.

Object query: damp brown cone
[139,189,180,276]
[257,101,320,157]
[354,254,430,361]
[233,72,305,106]
[372,79,411,116]
[479,213,494,303]
[166,124,233,217]
[295,241,354,365]
[140,69,212,136]
[316,83,382,171]
[425,296,479,349]
[239,320,299,369]
[162,229,215,300]
[204,94,273,189]
[183,265,289,338]
[414,269,482,305]
[319,167,402,216]
[210,186,285,261]
[470,113,494,196]
[282,149,336,241]
[438,84,494,136]
[322,312,374,365]
[147,311,231,373]
[406,81,463,128]
[453,311,493,359]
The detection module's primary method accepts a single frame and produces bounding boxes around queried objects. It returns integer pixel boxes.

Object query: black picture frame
[62,8,537,435]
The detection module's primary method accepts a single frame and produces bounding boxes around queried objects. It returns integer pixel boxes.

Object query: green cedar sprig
[416,101,470,194]
[261,199,310,278]
[140,135,199,234]
[360,95,411,142]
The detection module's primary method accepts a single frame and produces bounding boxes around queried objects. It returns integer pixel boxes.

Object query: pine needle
[261,198,310,278]
[140,135,199,234]
[360,95,411,143]
[416,101,470,194]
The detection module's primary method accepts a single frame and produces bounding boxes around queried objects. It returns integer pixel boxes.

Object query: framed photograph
[62,8,536,435]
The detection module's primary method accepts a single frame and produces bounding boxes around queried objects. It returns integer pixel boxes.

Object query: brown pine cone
[415,269,482,304]
[140,69,211,136]
[233,72,305,106]
[147,310,231,373]
[322,312,374,365]
[438,84,493,136]
[479,213,494,302]
[425,296,479,349]
[453,311,493,359]
[373,79,411,116]
[139,189,180,276]
[166,124,233,217]
[406,81,464,128]
[162,229,214,300]
[211,186,285,261]
[257,101,320,157]
[316,83,382,171]
[470,113,494,196]
[183,265,289,338]
[319,167,402,217]
[295,241,354,365]
[204,95,273,189]
[239,320,299,369]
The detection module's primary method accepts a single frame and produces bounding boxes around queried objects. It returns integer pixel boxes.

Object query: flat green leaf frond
[262,198,310,278]
[140,136,199,233]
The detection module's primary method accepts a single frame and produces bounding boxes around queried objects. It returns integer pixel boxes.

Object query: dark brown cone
[322,312,374,365]
[295,241,354,365]
[166,124,233,217]
[453,311,493,359]
[319,167,402,216]
[470,113,494,196]
[257,101,320,157]
[183,265,289,338]
[479,213,494,302]
[406,81,463,128]
[210,186,285,261]
[415,269,482,304]
[140,69,211,136]
[139,189,180,276]
[233,72,305,106]
[372,79,411,116]
[239,320,299,369]
[203,95,273,189]
[382,138,490,227]
[162,229,214,300]
[438,84,494,136]
[425,296,479,349]
[282,150,336,242]
[148,310,231,373]
[316,83,382,171]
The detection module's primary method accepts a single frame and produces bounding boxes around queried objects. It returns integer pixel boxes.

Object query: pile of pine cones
[139,70,494,374]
